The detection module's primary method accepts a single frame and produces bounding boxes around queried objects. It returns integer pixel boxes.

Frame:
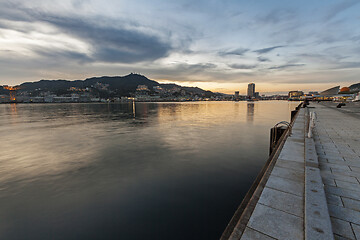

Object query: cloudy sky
[0,0,359,94]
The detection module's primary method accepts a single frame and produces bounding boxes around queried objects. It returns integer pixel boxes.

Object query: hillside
[19,73,159,93]
[11,73,214,97]
[349,83,360,92]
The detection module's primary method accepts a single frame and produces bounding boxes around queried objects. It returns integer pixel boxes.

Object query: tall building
[247,83,255,98]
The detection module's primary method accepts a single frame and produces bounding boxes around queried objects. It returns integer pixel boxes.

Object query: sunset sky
[0,0,360,94]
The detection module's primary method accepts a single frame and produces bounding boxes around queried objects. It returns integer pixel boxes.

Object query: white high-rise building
[247,83,255,98]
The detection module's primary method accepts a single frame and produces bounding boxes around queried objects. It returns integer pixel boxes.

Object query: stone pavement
[224,102,360,240]
[311,102,360,240]
[228,108,309,240]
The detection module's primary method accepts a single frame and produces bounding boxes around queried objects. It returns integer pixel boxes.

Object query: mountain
[15,73,214,97]
[349,83,360,92]
[19,73,158,93]
[159,83,207,94]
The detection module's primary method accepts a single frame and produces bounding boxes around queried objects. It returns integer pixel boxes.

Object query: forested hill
[15,73,213,96]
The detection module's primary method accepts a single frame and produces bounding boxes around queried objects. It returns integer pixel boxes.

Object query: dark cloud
[0,2,33,22]
[228,64,257,69]
[269,64,305,70]
[45,17,172,63]
[31,46,92,63]
[0,3,173,63]
[257,56,270,62]
[219,48,249,56]
[253,45,284,54]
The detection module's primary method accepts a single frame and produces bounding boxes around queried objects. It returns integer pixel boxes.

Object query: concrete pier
[222,102,360,240]
[311,102,360,239]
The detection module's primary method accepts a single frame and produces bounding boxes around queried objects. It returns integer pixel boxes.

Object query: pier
[222,102,360,239]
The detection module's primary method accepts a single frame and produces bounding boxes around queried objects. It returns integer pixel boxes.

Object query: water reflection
[0,101,299,240]
[132,100,136,118]
[246,103,255,122]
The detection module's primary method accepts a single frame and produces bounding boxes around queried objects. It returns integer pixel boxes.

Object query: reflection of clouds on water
[0,102,300,186]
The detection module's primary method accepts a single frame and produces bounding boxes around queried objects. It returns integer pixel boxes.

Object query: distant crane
[3,85,20,102]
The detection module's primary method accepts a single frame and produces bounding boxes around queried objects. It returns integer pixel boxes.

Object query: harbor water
[0,101,298,239]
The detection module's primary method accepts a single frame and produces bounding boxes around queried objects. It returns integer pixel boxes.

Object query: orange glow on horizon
[156,79,355,95]
[3,85,20,101]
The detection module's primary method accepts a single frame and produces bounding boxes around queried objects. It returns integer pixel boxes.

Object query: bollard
[291,110,297,121]
[269,125,287,155]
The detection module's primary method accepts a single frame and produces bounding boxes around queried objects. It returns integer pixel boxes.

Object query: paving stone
[332,168,360,179]
[320,164,332,171]
[322,163,352,171]
[330,217,356,239]
[350,166,360,173]
[266,175,304,197]
[271,166,304,182]
[278,148,304,162]
[310,103,360,239]
[334,234,351,240]
[305,165,334,240]
[343,156,360,162]
[321,172,359,184]
[258,187,303,217]
[276,159,304,171]
[342,197,360,212]
[240,227,275,240]
[323,178,336,186]
[278,140,304,163]
[247,204,303,240]
[335,180,360,192]
[324,158,347,164]
[328,204,360,225]
[351,223,360,239]
[326,194,343,206]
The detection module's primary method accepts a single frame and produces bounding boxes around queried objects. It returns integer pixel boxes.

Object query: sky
[0,0,360,94]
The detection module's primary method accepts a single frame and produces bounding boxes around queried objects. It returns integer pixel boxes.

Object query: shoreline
[0,99,297,104]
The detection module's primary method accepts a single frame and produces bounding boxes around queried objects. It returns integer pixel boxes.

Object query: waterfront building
[308,91,319,96]
[339,87,351,94]
[247,83,255,98]
[235,91,239,98]
[319,86,340,96]
[288,91,304,98]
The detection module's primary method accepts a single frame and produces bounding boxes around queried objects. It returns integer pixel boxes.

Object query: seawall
[221,102,350,239]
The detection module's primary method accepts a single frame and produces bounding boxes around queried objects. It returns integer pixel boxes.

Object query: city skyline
[1,0,360,94]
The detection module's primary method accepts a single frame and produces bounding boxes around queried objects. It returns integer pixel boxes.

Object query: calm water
[0,101,298,240]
